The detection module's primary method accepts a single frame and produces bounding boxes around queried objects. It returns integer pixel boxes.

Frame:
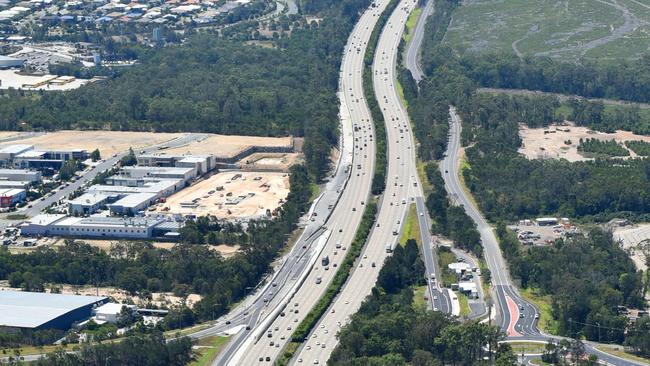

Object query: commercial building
[0,144,33,162]
[108,192,157,216]
[0,188,25,207]
[88,178,183,201]
[21,214,181,239]
[0,291,107,331]
[137,153,216,174]
[122,166,197,183]
[68,193,110,216]
[0,55,24,69]
[93,303,137,324]
[0,168,41,183]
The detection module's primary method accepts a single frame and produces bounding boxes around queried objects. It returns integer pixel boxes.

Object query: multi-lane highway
[293,0,453,363]
[208,1,391,364]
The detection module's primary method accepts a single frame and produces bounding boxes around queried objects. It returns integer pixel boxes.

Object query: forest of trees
[423,162,482,257]
[496,224,648,352]
[460,52,650,104]
[0,165,312,328]
[625,140,650,156]
[0,0,375,181]
[330,239,516,366]
[29,332,194,366]
[577,138,629,158]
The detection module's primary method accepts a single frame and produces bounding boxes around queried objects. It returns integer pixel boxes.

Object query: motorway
[293,0,453,364]
[206,1,387,364]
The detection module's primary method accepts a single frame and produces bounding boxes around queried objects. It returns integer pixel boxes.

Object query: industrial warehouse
[0,291,107,331]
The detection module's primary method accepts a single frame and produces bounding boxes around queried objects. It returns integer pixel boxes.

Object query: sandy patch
[156,171,290,219]
[238,152,303,171]
[162,134,293,158]
[1,130,184,157]
[613,223,650,271]
[519,123,650,161]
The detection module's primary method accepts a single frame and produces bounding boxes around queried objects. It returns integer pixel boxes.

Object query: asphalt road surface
[442,109,648,366]
[404,0,433,83]
[293,0,453,364]
[208,1,385,364]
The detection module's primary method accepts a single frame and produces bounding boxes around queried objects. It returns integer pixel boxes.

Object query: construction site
[154,171,290,219]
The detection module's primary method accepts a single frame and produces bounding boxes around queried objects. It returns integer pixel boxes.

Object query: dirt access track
[519,123,650,161]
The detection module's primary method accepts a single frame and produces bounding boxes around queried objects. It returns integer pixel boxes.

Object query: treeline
[563,99,650,135]
[329,240,516,366]
[461,52,650,104]
[0,165,312,328]
[0,0,375,181]
[497,225,647,351]
[577,138,629,158]
[423,162,482,257]
[31,332,194,366]
[626,140,650,156]
[420,0,459,76]
[362,0,400,195]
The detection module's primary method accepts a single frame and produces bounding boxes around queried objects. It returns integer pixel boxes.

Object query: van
[335,241,342,249]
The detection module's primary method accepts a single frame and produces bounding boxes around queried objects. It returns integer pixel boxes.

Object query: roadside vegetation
[404,0,650,359]
[330,239,517,365]
[399,204,421,246]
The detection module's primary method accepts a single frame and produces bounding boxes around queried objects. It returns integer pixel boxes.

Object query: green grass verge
[276,341,300,366]
[594,344,650,364]
[309,182,320,202]
[188,336,230,366]
[507,341,548,354]
[402,7,422,44]
[458,293,470,318]
[437,246,457,287]
[520,288,559,335]
[399,203,421,246]
[6,214,28,220]
[412,285,428,310]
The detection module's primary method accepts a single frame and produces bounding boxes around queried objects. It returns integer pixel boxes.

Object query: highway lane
[404,0,433,82]
[294,0,453,364]
[214,1,388,364]
[441,107,539,335]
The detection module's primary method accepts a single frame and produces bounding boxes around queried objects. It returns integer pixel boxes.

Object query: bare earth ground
[519,123,650,161]
[0,281,203,309]
[155,171,290,219]
[162,134,293,158]
[0,131,184,157]
[238,152,303,171]
[613,223,650,271]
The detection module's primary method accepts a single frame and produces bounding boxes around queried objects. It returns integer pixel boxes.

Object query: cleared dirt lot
[238,152,303,171]
[156,171,290,219]
[2,130,184,157]
[519,123,650,161]
[613,223,650,271]
[163,134,293,158]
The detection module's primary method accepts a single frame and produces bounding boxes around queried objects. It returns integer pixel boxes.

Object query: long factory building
[21,214,181,239]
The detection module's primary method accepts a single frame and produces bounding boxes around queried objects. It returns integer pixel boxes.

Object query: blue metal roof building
[0,291,107,330]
